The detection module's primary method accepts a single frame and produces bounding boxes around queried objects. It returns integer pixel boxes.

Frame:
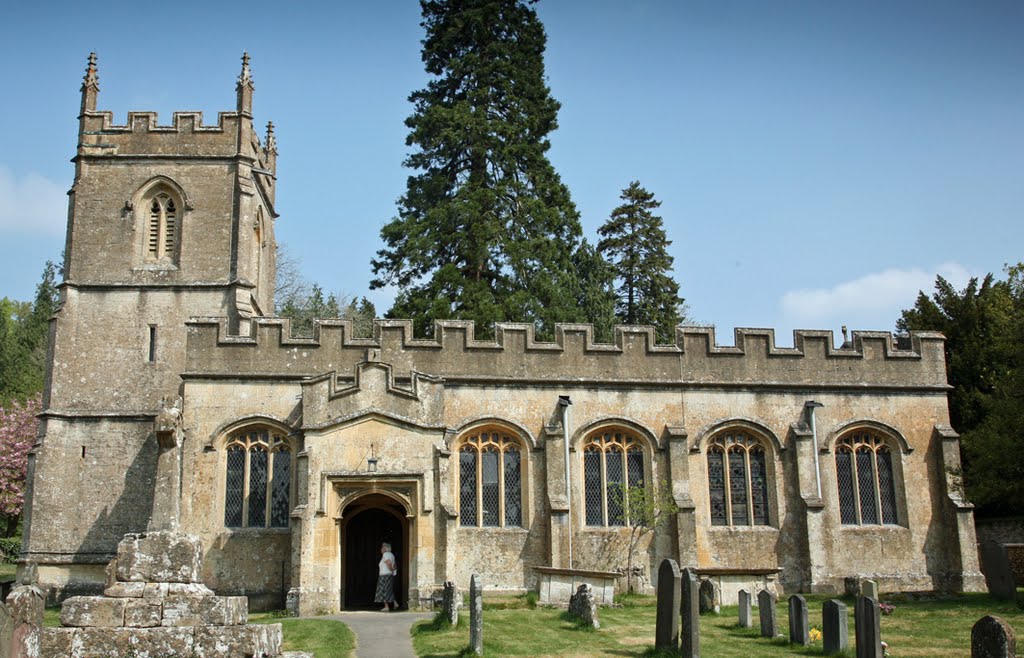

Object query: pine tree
[597,181,683,342]
[371,0,594,338]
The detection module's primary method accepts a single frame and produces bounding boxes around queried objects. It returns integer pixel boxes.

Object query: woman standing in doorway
[375,542,398,611]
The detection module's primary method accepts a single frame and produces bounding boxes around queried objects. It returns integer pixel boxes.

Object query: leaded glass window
[457,430,523,528]
[223,429,293,529]
[835,431,899,526]
[705,431,771,527]
[582,430,647,527]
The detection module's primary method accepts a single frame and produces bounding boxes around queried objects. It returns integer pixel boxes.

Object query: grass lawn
[412,592,1024,657]
[0,563,16,580]
[245,613,357,658]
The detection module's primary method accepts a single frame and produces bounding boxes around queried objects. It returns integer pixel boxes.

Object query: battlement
[184,318,950,391]
[76,52,276,172]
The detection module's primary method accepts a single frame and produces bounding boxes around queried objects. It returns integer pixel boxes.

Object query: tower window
[146,193,179,263]
[148,325,157,363]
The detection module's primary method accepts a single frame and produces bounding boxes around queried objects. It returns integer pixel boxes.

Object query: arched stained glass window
[223,429,293,529]
[707,431,771,526]
[458,430,523,528]
[582,430,645,527]
[835,431,899,525]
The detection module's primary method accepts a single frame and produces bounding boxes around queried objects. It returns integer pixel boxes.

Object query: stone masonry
[20,51,987,615]
[39,531,290,658]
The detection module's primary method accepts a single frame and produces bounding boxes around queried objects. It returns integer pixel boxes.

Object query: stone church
[21,54,985,614]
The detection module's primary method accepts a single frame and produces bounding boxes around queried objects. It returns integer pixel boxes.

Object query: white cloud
[0,166,67,236]
[779,262,974,332]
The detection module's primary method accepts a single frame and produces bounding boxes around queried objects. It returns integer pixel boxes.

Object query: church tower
[22,53,279,596]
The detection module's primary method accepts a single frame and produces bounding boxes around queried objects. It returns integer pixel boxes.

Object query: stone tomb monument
[40,530,290,657]
[34,400,303,658]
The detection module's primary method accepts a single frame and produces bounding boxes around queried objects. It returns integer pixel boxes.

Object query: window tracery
[145,191,179,263]
[706,431,770,526]
[583,430,645,527]
[457,430,523,528]
[224,428,292,528]
[835,431,899,525]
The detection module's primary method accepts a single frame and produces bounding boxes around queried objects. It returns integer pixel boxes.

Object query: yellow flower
[809,627,823,642]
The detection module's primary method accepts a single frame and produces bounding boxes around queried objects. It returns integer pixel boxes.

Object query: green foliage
[898,264,1023,515]
[597,181,684,342]
[610,480,679,594]
[0,536,20,563]
[1,260,59,406]
[371,0,607,339]
[276,243,376,339]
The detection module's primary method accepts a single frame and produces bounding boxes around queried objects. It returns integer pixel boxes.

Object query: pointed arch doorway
[340,493,409,610]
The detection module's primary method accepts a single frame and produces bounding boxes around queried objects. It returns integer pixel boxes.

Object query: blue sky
[1,1,1021,344]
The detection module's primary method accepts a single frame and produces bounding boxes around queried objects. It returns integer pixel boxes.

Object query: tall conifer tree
[597,181,683,342]
[371,0,602,338]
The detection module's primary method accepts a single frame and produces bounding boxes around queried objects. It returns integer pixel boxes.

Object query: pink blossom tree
[0,395,39,537]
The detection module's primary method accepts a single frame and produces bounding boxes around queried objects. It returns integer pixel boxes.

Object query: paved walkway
[329,610,432,658]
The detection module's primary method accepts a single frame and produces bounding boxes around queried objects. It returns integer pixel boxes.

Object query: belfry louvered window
[224,429,293,529]
[458,430,523,528]
[835,432,899,525]
[146,192,179,262]
[707,431,771,526]
[583,430,645,527]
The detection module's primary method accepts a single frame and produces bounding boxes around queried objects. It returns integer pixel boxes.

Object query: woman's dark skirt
[375,574,396,604]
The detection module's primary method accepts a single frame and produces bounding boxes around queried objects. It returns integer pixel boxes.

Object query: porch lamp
[368,443,378,473]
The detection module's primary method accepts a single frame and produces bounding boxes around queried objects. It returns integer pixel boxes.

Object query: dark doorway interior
[343,505,405,609]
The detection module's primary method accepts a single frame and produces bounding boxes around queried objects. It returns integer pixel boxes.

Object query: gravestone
[568,583,599,629]
[822,599,849,654]
[738,589,753,628]
[5,584,43,658]
[441,580,459,626]
[854,595,882,658]
[758,589,777,638]
[680,568,700,657]
[981,542,1018,601]
[788,595,809,645]
[861,579,879,601]
[972,615,1016,658]
[655,559,681,651]
[699,579,718,614]
[469,574,483,656]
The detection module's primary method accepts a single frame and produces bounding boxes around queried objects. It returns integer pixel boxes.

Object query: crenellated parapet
[184,318,950,391]
[75,52,276,188]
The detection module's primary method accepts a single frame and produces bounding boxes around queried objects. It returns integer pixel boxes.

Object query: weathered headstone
[981,542,1018,601]
[822,599,849,654]
[699,578,718,614]
[680,568,700,657]
[854,595,882,658]
[758,589,777,638]
[5,584,44,658]
[655,559,681,651]
[861,579,879,601]
[972,615,1016,658]
[568,583,599,629]
[788,594,809,645]
[738,589,753,628]
[469,574,483,656]
[442,580,459,626]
